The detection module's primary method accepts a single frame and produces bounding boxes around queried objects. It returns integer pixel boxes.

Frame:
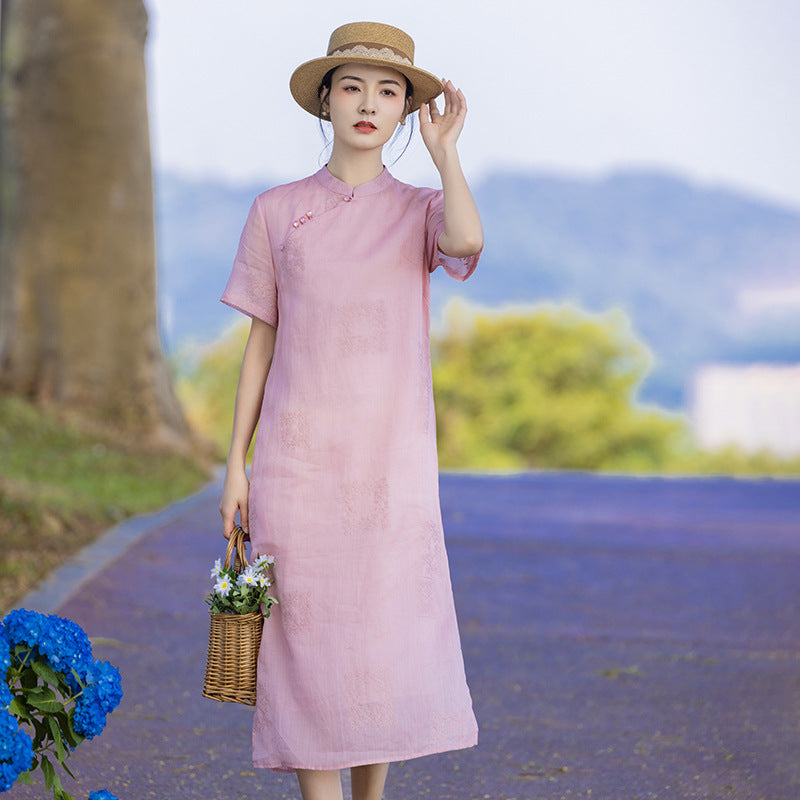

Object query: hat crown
[326,22,415,64]
[290,22,441,118]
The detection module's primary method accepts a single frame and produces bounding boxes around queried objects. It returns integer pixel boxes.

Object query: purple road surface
[7,473,800,799]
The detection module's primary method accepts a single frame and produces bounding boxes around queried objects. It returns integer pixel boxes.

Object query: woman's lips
[354,122,377,131]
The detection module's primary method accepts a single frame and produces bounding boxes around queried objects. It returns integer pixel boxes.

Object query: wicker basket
[202,526,264,706]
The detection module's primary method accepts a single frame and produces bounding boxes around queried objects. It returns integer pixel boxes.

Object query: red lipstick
[354,121,377,131]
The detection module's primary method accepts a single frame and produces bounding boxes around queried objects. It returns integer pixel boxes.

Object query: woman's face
[322,62,410,151]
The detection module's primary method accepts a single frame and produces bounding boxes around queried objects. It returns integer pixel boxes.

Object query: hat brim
[290,56,443,118]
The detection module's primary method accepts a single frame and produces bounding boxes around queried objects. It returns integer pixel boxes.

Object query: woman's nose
[359,93,377,113]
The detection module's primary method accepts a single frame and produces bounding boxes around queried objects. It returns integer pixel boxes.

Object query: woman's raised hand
[419,79,467,165]
[219,464,251,540]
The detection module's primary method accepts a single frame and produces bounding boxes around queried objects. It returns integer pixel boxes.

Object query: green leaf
[16,770,33,784]
[8,696,31,719]
[48,716,67,763]
[28,697,64,713]
[30,717,51,749]
[63,711,85,747]
[60,759,77,780]
[41,754,55,790]
[20,668,37,689]
[31,659,62,689]
[26,686,57,703]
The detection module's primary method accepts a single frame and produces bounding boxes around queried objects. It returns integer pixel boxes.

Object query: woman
[219,21,483,800]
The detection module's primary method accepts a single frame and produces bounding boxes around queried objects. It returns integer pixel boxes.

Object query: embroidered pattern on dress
[279,410,311,450]
[281,233,306,280]
[255,674,273,723]
[281,590,313,634]
[428,709,463,747]
[340,477,390,538]
[229,261,277,322]
[345,667,396,730]
[416,337,434,435]
[336,300,388,356]
[417,521,445,616]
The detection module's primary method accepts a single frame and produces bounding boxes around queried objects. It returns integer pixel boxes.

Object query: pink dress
[221,165,480,772]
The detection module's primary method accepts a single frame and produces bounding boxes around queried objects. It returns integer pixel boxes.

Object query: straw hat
[290,22,443,118]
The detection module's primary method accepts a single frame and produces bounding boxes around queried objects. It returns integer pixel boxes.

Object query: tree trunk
[0,0,189,445]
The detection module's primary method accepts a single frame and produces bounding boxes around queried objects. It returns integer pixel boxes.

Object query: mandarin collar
[313,164,394,198]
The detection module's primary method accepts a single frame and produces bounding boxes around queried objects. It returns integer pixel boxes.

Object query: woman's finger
[457,88,467,116]
[419,101,429,126]
[444,81,453,116]
[240,499,249,536]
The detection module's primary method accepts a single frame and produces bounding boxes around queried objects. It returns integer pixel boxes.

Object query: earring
[400,118,406,127]
[321,109,330,119]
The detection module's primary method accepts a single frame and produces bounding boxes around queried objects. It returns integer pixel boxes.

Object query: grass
[0,396,211,613]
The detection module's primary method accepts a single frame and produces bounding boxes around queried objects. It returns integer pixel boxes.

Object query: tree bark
[0,0,189,444]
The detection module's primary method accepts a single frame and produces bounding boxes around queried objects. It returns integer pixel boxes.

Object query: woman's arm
[419,79,484,257]
[219,316,277,539]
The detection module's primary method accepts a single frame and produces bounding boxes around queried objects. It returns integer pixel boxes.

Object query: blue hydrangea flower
[0,629,12,712]
[2,609,93,690]
[72,659,122,739]
[0,709,34,791]
[0,628,10,673]
[83,660,123,714]
[88,790,119,800]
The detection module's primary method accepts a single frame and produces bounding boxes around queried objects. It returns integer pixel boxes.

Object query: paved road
[8,473,800,800]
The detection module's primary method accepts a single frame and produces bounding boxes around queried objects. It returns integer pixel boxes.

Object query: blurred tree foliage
[176,300,800,475]
[175,323,252,460]
[431,299,685,470]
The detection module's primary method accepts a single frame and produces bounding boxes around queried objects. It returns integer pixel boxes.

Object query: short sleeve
[425,190,482,281]
[220,194,278,327]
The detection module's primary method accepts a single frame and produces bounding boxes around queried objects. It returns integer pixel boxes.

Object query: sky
[145,0,800,210]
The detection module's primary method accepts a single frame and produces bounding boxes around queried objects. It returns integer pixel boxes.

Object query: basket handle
[223,525,251,572]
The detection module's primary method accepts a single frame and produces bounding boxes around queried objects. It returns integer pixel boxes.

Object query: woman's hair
[316,66,416,166]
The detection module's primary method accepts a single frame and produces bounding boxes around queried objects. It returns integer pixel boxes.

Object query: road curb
[17,476,223,615]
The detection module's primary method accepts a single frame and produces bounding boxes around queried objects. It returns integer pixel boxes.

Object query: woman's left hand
[419,79,467,165]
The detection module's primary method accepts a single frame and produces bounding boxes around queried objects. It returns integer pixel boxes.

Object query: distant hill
[154,169,800,409]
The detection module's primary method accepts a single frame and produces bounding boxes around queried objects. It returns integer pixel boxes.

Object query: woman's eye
[381,89,397,96]
[343,85,359,92]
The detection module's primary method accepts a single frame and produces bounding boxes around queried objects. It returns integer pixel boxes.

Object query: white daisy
[214,576,232,597]
[210,558,223,580]
[237,567,258,588]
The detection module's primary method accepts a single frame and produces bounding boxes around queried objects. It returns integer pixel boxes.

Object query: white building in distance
[690,364,800,458]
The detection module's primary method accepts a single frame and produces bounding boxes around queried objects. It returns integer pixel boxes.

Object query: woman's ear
[399,96,412,125]
[319,87,331,119]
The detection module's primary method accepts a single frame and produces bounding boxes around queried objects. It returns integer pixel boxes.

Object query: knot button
[292,220,300,228]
